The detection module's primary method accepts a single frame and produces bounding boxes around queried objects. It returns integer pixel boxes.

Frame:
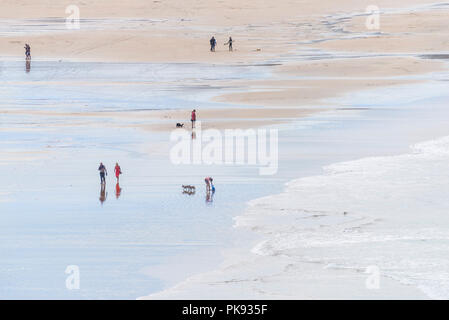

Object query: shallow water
[0,59,287,299]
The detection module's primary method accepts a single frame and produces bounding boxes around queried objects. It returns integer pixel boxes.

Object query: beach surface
[1,0,449,299]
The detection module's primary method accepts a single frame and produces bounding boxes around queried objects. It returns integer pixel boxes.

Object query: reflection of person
[98,162,107,184]
[206,190,212,203]
[204,176,213,192]
[206,189,214,204]
[26,60,31,73]
[191,109,197,129]
[114,163,122,182]
[99,183,107,205]
[115,182,122,199]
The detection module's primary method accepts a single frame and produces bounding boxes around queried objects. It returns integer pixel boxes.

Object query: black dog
[176,123,184,128]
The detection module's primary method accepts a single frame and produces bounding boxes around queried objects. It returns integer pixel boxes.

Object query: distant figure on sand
[210,36,217,52]
[24,44,31,60]
[98,162,107,184]
[114,162,122,182]
[204,176,214,192]
[224,37,233,51]
[191,109,197,128]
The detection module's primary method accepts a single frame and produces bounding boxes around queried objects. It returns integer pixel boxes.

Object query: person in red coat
[114,162,122,182]
[191,109,197,129]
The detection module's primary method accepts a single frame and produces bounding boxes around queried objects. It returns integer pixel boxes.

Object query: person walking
[114,162,122,182]
[98,162,107,184]
[224,37,233,51]
[191,109,197,129]
[210,36,217,52]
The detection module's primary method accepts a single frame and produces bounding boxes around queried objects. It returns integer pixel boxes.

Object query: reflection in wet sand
[25,60,30,73]
[99,183,107,205]
[205,190,214,204]
[115,182,122,199]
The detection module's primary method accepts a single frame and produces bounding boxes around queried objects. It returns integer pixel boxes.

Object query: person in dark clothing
[224,37,233,51]
[24,44,31,60]
[98,162,107,184]
[210,36,217,52]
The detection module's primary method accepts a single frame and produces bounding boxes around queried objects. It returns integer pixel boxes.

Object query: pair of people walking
[210,36,233,52]
[98,162,122,184]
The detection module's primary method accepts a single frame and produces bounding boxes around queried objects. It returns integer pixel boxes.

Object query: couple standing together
[98,162,122,184]
[210,36,233,52]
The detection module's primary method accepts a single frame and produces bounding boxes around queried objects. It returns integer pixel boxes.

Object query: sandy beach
[2,0,449,300]
[1,0,446,128]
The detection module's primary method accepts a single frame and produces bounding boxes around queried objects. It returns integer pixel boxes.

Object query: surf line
[182,304,216,318]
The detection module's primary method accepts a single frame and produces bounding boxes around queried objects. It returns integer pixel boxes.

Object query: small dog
[176,123,184,128]
[182,185,196,195]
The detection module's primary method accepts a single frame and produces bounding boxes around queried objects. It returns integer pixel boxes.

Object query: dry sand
[0,0,447,150]
[1,0,447,128]
[1,0,447,63]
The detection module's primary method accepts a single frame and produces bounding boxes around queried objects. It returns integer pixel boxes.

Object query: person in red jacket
[191,109,197,128]
[114,162,122,182]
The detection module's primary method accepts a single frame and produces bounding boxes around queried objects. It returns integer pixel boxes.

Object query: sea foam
[234,135,449,299]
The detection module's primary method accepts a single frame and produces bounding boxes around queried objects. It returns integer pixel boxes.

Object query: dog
[182,185,196,195]
[176,123,184,128]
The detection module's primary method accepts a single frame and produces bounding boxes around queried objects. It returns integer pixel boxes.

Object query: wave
[236,135,449,299]
[142,135,449,299]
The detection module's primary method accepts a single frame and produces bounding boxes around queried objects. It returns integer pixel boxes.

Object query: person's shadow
[115,182,122,199]
[99,183,108,205]
[25,60,31,73]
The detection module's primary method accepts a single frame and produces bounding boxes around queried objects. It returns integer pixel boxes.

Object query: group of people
[22,36,232,60]
[97,161,215,203]
[96,93,216,204]
[210,36,234,52]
